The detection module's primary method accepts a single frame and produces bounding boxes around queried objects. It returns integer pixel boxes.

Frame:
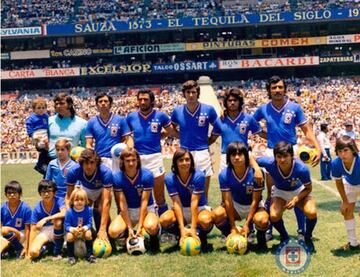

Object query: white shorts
[265,145,299,158]
[344,179,360,203]
[220,154,227,172]
[102,157,120,173]
[233,200,265,220]
[82,186,103,202]
[140,153,165,178]
[128,205,156,225]
[271,185,305,202]
[190,149,213,177]
[39,225,54,242]
[182,206,209,224]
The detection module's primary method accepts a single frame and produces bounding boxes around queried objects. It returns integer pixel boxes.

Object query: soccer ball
[110,143,127,160]
[126,236,146,255]
[298,145,317,164]
[180,237,201,256]
[70,146,86,162]
[74,239,87,258]
[226,233,247,255]
[93,239,112,258]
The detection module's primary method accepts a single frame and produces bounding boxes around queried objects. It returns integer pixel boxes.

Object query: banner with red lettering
[219,56,319,69]
[1,67,80,80]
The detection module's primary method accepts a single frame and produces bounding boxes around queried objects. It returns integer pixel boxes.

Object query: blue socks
[305,217,317,241]
[272,219,289,241]
[294,206,306,233]
[53,228,64,255]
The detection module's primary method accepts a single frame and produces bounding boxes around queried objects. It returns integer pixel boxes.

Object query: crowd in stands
[1,76,359,153]
[2,0,360,28]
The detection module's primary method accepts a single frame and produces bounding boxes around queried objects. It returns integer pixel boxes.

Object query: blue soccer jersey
[1,201,32,231]
[64,206,93,232]
[253,99,307,148]
[66,164,113,191]
[171,103,219,151]
[332,155,360,186]
[48,114,87,158]
[127,109,171,155]
[219,167,263,205]
[212,112,261,153]
[31,197,65,226]
[257,157,311,191]
[25,113,49,137]
[112,168,154,209]
[165,170,207,208]
[86,113,131,158]
[45,158,77,199]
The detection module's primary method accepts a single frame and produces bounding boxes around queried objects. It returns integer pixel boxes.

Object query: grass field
[1,162,360,277]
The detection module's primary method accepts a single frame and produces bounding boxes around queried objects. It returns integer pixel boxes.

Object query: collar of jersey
[41,200,55,216]
[226,112,243,124]
[185,103,200,117]
[177,173,192,187]
[270,98,289,113]
[96,112,114,127]
[6,201,22,218]
[125,170,140,185]
[342,155,357,175]
[231,167,249,183]
[139,109,155,120]
[83,169,98,183]
[276,159,295,179]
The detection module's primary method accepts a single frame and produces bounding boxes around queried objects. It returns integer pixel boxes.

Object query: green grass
[1,162,360,277]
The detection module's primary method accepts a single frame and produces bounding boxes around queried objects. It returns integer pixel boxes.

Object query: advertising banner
[1,67,80,80]
[152,61,218,72]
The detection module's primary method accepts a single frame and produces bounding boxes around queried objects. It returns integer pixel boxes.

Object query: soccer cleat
[247,230,256,244]
[265,230,273,242]
[305,239,315,253]
[337,242,360,252]
[52,255,62,261]
[86,255,96,264]
[160,232,177,243]
[68,257,77,266]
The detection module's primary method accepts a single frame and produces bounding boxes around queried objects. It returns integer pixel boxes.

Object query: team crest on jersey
[136,185,144,196]
[246,184,254,194]
[284,111,294,124]
[151,122,159,133]
[198,115,206,127]
[15,218,22,227]
[290,178,300,187]
[78,217,84,226]
[95,180,102,187]
[239,122,248,134]
[110,125,118,137]
[63,168,69,177]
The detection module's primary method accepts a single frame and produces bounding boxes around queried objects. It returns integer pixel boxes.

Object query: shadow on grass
[316,200,340,212]
[161,244,179,254]
[330,246,360,257]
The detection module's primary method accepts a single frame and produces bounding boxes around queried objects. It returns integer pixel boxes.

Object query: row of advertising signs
[2,34,359,61]
[1,8,359,37]
[2,55,359,80]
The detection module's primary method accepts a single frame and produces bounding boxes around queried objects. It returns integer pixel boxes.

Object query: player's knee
[53,219,63,229]
[254,213,269,230]
[66,233,75,242]
[108,225,123,239]
[305,208,317,220]
[84,230,92,240]
[198,210,213,229]
[29,247,40,259]
[270,211,281,223]
[212,206,227,225]
[159,210,176,228]
[144,224,159,236]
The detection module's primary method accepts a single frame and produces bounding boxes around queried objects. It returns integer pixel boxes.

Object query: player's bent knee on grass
[144,212,160,236]
[30,233,48,258]
[198,210,213,230]
[84,229,92,240]
[253,209,269,231]
[159,210,176,228]
[109,215,127,238]
[212,206,227,225]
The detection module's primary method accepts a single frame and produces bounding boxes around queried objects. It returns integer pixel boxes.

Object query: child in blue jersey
[212,142,269,251]
[257,142,318,252]
[1,181,32,258]
[159,148,214,252]
[65,186,95,265]
[45,139,76,199]
[65,149,113,241]
[332,136,360,251]
[29,180,66,260]
[25,97,50,175]
[109,147,160,252]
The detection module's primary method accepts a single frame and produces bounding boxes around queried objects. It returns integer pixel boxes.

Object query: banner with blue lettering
[45,8,360,36]
[152,61,218,73]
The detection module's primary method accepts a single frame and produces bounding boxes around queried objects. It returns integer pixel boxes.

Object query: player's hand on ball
[128,228,136,238]
[97,229,109,241]
[240,225,250,236]
[311,151,321,167]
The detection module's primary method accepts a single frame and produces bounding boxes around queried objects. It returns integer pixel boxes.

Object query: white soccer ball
[111,143,127,160]
[126,236,146,255]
